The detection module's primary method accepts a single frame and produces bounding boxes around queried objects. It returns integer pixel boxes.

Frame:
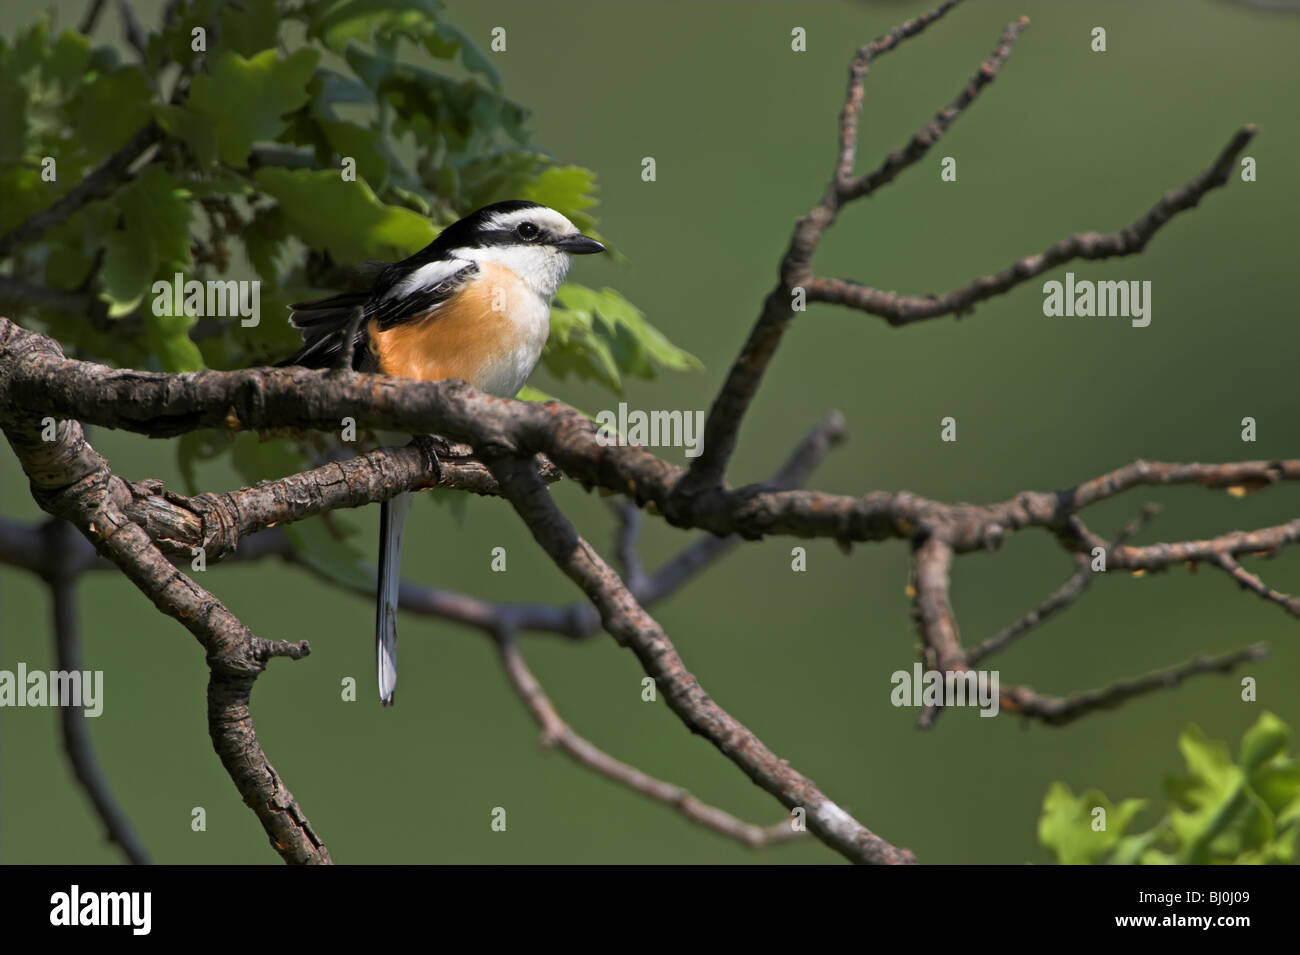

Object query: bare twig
[808,126,1255,323]
[0,124,163,260]
[497,632,803,850]
[46,519,151,865]
[840,17,1028,201]
[1000,644,1270,726]
[967,504,1160,665]
[115,0,148,58]
[78,0,109,35]
[678,0,968,494]
[1211,553,1300,619]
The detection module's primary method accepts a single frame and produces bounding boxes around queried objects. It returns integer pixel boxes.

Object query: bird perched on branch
[277,200,606,704]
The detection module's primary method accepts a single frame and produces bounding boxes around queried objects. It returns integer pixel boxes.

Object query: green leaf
[1044,713,1300,865]
[42,29,93,92]
[1253,759,1300,818]
[43,242,94,291]
[182,49,320,166]
[243,207,288,286]
[154,104,219,167]
[216,0,283,57]
[544,284,701,396]
[386,184,431,216]
[6,18,49,77]
[317,118,390,191]
[520,165,599,235]
[1038,782,1146,865]
[1240,710,1290,775]
[0,165,45,234]
[514,384,557,404]
[0,72,27,162]
[1110,819,1170,865]
[99,167,194,324]
[72,66,152,157]
[118,167,193,267]
[426,21,501,88]
[254,167,436,264]
[307,0,441,54]
[100,222,156,317]
[543,303,624,393]
[146,308,204,372]
[343,44,528,164]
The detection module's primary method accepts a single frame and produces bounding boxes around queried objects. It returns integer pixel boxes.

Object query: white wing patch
[382,257,473,300]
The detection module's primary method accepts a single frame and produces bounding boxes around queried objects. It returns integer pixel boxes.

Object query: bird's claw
[410,434,448,481]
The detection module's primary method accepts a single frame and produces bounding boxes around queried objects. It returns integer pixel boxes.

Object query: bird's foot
[410,433,448,481]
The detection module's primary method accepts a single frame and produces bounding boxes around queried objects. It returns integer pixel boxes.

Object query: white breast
[455,245,572,398]
[476,286,551,398]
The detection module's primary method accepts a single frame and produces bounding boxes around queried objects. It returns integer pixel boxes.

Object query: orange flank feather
[368,262,530,388]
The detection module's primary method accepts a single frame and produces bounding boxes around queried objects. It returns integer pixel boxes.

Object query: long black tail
[277,292,370,369]
[375,491,411,705]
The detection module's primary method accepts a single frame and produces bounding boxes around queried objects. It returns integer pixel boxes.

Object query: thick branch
[0,371,327,863]
[4,320,1297,571]
[120,441,559,562]
[910,533,962,672]
[484,453,914,865]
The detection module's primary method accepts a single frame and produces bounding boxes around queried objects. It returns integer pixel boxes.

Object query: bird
[276,200,606,705]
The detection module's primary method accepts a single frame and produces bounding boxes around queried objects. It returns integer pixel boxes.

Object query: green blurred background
[3,0,1299,864]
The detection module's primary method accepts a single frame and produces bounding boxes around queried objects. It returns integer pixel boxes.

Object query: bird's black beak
[555,233,606,255]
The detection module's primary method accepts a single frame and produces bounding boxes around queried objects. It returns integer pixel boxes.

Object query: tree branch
[483,453,915,864]
[1211,553,1300,618]
[809,126,1256,322]
[0,124,163,260]
[46,518,151,864]
[967,504,1161,668]
[1,376,328,863]
[496,631,803,850]
[999,644,1269,726]
[840,16,1028,201]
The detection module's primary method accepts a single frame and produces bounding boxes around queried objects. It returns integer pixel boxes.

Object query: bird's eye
[516,222,540,241]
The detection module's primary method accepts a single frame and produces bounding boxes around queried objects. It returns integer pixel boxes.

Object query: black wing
[275,290,370,369]
[276,262,479,370]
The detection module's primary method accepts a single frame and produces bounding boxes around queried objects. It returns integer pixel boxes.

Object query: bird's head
[439,200,605,298]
